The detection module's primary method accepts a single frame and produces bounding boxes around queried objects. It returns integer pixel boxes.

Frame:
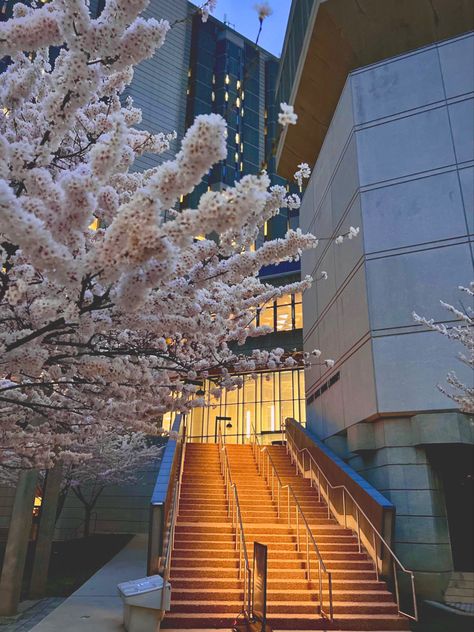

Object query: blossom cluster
[0,0,332,473]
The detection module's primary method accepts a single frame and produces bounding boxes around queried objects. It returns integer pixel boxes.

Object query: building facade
[278,0,473,605]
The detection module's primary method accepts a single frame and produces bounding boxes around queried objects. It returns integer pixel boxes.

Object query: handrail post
[343,488,347,528]
[327,481,330,519]
[372,529,379,580]
[296,505,300,551]
[393,560,400,612]
[277,482,280,518]
[287,487,291,527]
[328,572,334,621]
[318,559,323,616]
[306,531,310,581]
[318,469,321,502]
[411,572,418,621]
[356,507,361,553]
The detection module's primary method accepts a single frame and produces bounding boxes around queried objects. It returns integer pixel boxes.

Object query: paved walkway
[0,599,65,632]
[29,535,147,632]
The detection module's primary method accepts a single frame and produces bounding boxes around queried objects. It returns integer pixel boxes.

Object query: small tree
[61,430,163,538]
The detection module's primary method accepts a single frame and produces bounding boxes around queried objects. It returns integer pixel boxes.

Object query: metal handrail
[217,423,252,619]
[284,422,418,621]
[250,425,334,620]
[159,426,187,611]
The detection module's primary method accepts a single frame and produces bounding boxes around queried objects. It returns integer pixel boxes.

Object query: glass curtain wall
[162,367,306,444]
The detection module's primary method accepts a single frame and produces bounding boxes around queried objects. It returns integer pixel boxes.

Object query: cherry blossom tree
[414,283,474,414]
[58,430,163,537]
[0,0,331,475]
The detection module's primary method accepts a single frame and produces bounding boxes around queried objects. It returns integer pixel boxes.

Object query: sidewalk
[29,535,147,632]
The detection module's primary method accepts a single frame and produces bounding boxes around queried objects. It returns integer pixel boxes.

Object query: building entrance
[429,445,474,572]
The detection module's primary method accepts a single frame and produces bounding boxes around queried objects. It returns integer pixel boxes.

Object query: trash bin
[117,575,171,632]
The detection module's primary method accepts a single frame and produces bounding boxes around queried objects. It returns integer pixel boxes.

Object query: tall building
[277,0,473,607]
[147,6,307,443]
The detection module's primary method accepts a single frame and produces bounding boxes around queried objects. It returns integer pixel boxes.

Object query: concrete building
[277,0,473,605]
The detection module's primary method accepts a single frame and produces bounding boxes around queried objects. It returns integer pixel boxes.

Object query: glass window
[294,293,303,330]
[276,302,292,331]
[258,306,274,330]
[181,368,306,442]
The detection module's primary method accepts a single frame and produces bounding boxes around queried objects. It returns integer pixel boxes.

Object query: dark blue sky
[190,1,292,57]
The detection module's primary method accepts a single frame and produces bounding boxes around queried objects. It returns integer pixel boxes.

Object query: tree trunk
[0,470,37,616]
[29,464,63,599]
[83,505,92,538]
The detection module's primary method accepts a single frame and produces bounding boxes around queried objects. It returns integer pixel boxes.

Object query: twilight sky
[190,1,292,57]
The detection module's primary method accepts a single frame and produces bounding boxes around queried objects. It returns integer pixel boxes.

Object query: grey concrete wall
[300,32,474,601]
[54,459,161,540]
[302,32,474,437]
[124,0,192,171]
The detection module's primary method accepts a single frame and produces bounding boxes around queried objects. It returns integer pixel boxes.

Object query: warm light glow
[195,234,206,240]
[89,218,99,231]
[270,405,275,432]
[225,74,230,85]
[211,91,215,102]
[241,91,245,100]
[246,411,251,438]
[236,80,241,89]
[235,97,241,108]
[235,132,240,144]
[179,195,184,203]
[264,221,268,237]
[240,142,244,152]
[240,162,244,172]
[225,92,229,102]
[234,152,239,162]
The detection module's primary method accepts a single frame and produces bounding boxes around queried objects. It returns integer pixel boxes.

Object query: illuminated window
[188,69,192,77]
[211,91,215,102]
[240,162,244,172]
[235,97,241,108]
[163,368,306,443]
[258,306,274,329]
[276,295,292,332]
[225,92,229,102]
[179,195,184,203]
[225,74,230,85]
[241,108,244,117]
[264,221,268,237]
[212,74,216,84]
[89,218,100,231]
[294,292,303,329]
[234,152,239,162]
[240,142,244,152]
[241,91,245,100]
[235,132,240,144]
[236,80,241,89]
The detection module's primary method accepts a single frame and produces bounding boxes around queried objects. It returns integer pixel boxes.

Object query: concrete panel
[373,330,472,414]
[356,106,455,186]
[459,166,474,234]
[448,97,474,164]
[312,80,355,212]
[395,542,453,572]
[337,265,370,353]
[330,133,360,228]
[314,246,337,320]
[385,489,448,517]
[394,515,450,545]
[316,300,341,365]
[352,47,444,124]
[320,378,346,437]
[299,180,315,234]
[362,171,468,253]
[340,341,378,430]
[334,195,364,287]
[438,33,474,99]
[366,243,474,330]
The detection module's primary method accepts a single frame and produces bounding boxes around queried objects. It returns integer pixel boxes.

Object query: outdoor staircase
[162,442,410,630]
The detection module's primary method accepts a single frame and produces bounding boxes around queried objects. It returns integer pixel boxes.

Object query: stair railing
[217,423,252,619]
[284,422,418,622]
[250,426,334,621]
[159,424,187,611]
